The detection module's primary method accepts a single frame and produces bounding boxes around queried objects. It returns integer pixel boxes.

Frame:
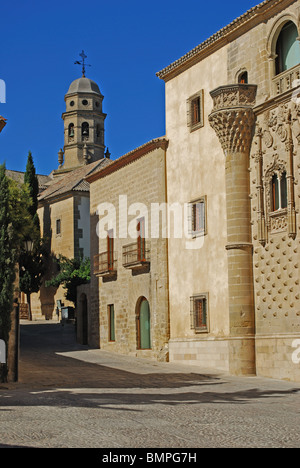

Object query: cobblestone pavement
[0,321,300,448]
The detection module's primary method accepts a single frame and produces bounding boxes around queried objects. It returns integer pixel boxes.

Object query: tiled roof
[156,0,294,81]
[86,137,168,184]
[6,169,52,192]
[39,159,111,202]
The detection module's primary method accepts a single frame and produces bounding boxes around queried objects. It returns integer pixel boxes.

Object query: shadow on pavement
[0,322,299,411]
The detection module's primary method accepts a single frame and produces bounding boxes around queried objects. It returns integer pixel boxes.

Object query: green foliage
[24,151,39,217]
[0,164,16,381]
[19,152,47,304]
[7,178,36,246]
[46,256,90,306]
[19,238,48,297]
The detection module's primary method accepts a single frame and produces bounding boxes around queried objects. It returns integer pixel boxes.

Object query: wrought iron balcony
[94,251,117,277]
[122,241,150,270]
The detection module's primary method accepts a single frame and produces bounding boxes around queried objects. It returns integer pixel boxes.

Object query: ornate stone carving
[291,102,300,144]
[209,108,256,154]
[264,155,287,229]
[267,104,289,143]
[210,84,257,111]
[209,84,257,154]
[270,211,288,233]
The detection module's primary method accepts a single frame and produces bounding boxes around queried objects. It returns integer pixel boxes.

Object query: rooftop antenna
[74,50,91,77]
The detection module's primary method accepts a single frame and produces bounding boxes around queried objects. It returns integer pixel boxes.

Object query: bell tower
[55,55,107,175]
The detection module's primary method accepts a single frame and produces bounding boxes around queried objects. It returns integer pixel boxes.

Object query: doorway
[137,297,151,350]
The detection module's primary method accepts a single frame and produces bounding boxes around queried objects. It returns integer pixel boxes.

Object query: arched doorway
[137,297,151,350]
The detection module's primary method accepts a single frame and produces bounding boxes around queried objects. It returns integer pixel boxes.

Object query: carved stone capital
[209,84,257,154]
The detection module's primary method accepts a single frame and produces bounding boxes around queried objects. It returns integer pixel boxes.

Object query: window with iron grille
[187,90,204,132]
[188,197,207,237]
[190,294,209,333]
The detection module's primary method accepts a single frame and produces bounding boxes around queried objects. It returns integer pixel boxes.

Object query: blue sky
[1,0,259,176]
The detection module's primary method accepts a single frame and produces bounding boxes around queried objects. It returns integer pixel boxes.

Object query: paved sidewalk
[0,321,299,448]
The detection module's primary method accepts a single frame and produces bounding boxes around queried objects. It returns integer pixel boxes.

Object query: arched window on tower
[82,122,89,141]
[275,21,300,75]
[68,123,74,138]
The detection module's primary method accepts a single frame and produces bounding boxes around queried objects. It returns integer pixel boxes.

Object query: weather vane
[74,50,91,77]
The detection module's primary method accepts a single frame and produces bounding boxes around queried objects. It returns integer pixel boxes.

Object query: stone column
[209,84,257,375]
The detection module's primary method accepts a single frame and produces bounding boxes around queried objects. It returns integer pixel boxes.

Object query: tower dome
[66,77,103,97]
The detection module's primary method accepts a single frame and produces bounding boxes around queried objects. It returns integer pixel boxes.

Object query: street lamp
[24,239,34,253]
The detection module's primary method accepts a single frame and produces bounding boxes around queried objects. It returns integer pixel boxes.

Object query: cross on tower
[74,50,91,77]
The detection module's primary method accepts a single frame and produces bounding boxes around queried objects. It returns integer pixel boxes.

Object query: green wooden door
[140,299,151,349]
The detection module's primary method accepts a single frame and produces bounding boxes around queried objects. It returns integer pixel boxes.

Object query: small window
[108,304,115,342]
[56,219,61,236]
[68,123,74,137]
[187,90,204,132]
[190,294,209,333]
[238,71,248,84]
[188,197,207,237]
[272,172,287,211]
[82,99,88,106]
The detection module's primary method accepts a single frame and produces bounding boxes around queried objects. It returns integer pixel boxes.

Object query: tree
[19,152,47,320]
[0,162,41,381]
[24,151,39,224]
[46,256,90,306]
[0,164,17,382]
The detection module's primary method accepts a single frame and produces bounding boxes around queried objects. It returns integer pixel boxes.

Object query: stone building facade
[86,139,170,361]
[29,74,111,320]
[157,0,300,381]
[10,0,300,382]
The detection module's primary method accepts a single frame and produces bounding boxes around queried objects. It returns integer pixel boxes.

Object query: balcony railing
[272,63,300,96]
[94,251,117,277]
[122,241,150,270]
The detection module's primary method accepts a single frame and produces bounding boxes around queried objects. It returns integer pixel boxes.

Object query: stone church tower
[54,75,107,176]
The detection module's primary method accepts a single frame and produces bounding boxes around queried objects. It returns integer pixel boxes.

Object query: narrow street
[0,321,299,448]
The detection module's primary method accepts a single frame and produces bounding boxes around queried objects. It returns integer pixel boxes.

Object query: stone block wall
[89,142,170,361]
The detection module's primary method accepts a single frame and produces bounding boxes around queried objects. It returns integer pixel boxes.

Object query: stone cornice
[156,0,297,82]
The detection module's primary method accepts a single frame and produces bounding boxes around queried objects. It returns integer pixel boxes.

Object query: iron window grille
[190,294,209,333]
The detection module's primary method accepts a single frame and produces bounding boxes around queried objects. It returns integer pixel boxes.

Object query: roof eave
[156,0,297,82]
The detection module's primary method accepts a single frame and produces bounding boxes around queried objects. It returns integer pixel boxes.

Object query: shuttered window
[188,197,207,237]
[187,90,204,132]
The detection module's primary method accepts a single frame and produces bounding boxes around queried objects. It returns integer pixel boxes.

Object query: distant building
[30,74,111,319]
